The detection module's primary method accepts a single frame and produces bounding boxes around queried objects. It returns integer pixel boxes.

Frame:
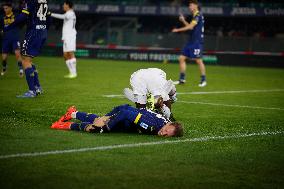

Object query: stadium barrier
[43,44,284,68]
[47,4,284,17]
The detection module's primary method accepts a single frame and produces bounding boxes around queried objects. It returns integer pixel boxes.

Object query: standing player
[51,0,77,79]
[4,0,50,97]
[172,0,206,87]
[1,2,23,77]
[51,104,184,137]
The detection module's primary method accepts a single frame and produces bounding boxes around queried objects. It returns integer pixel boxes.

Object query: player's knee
[22,58,32,69]
[178,56,186,63]
[2,54,8,60]
[15,53,21,60]
[195,58,203,65]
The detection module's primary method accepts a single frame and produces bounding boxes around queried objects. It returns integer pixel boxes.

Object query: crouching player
[51,104,184,137]
[124,68,177,119]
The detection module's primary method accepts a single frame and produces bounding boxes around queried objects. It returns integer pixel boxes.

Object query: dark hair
[189,0,198,5]
[171,122,184,137]
[64,0,73,8]
[2,2,12,7]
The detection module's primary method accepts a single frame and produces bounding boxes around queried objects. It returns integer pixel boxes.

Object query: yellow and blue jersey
[20,0,50,57]
[22,0,49,32]
[1,12,19,40]
[106,105,170,135]
[188,11,204,44]
[182,11,204,58]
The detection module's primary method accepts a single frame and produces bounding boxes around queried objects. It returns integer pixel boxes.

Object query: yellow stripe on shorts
[134,113,142,124]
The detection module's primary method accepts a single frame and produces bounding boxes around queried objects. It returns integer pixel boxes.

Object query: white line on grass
[177,89,284,95]
[179,101,284,111]
[0,131,283,160]
[102,89,284,98]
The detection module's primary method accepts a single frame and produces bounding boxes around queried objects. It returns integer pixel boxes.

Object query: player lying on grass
[124,68,177,119]
[51,104,183,137]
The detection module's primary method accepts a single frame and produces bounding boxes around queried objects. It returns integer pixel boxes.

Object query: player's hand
[154,97,164,109]
[93,116,110,127]
[172,28,179,33]
[179,14,186,22]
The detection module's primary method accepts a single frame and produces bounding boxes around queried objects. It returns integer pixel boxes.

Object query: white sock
[70,58,77,76]
[65,60,72,74]
[71,111,78,119]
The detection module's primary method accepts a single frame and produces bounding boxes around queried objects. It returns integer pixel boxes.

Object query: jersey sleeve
[51,13,65,20]
[191,14,199,25]
[21,1,32,15]
[3,14,27,32]
[65,11,74,19]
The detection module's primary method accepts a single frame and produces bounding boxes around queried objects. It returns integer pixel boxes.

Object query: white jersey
[130,68,176,103]
[51,10,77,40]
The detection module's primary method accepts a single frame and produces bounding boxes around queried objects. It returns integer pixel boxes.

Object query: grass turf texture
[0,56,283,188]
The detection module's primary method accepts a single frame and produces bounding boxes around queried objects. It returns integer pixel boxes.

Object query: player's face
[63,3,70,12]
[158,123,176,137]
[188,3,196,13]
[3,6,12,15]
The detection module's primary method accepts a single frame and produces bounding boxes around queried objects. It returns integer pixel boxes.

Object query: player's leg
[63,37,77,78]
[179,55,187,83]
[51,121,107,133]
[31,64,42,95]
[130,74,147,108]
[15,49,23,77]
[73,112,99,123]
[57,106,99,123]
[17,55,37,97]
[1,39,11,75]
[173,55,187,84]
[69,36,77,77]
[17,35,46,98]
[63,51,73,77]
[13,40,23,77]
[69,51,77,77]
[30,38,46,95]
[195,58,207,87]
[1,53,8,76]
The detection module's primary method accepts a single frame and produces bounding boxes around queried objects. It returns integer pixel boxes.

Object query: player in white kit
[124,68,177,119]
[51,0,77,78]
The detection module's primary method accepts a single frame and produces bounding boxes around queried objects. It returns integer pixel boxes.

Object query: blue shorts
[2,38,20,54]
[21,30,47,58]
[181,43,203,59]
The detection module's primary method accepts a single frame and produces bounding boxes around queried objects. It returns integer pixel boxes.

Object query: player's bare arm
[179,14,190,26]
[172,21,197,33]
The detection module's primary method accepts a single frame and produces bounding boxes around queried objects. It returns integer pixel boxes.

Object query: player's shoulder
[194,11,202,18]
[67,10,76,16]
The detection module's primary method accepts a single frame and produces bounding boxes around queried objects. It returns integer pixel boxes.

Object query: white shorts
[130,69,170,104]
[63,37,76,52]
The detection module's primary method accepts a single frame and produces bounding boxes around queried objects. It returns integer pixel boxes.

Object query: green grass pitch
[0,56,283,188]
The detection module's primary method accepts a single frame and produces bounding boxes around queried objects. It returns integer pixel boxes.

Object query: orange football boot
[51,121,73,130]
[59,106,77,122]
